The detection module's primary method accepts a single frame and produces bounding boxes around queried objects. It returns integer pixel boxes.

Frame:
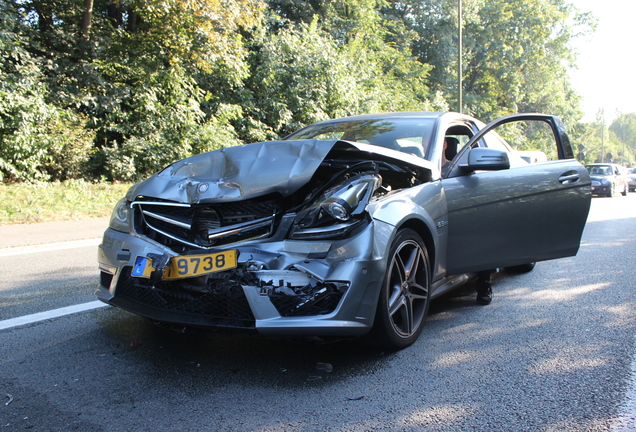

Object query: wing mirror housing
[462,148,511,172]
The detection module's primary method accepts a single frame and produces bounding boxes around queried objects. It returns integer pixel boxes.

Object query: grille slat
[142,210,192,229]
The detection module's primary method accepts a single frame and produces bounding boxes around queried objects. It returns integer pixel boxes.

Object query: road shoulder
[0,217,109,249]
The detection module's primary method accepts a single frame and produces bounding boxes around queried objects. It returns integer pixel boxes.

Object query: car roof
[306,112,464,125]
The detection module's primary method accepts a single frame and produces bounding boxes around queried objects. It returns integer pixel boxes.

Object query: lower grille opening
[115,268,256,328]
[262,279,347,317]
[100,271,114,289]
[270,287,344,317]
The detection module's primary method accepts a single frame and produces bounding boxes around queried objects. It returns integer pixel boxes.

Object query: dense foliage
[0,0,610,182]
[582,111,636,166]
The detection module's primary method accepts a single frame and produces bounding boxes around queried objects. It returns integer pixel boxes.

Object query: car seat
[445,137,459,161]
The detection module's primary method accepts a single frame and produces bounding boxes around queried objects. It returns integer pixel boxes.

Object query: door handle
[559,173,580,184]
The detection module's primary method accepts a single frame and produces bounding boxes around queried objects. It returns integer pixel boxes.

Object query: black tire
[608,183,615,197]
[371,229,431,350]
[622,184,628,196]
[505,262,536,273]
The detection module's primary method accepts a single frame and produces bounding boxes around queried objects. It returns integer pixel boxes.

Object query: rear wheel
[622,183,628,196]
[371,229,431,350]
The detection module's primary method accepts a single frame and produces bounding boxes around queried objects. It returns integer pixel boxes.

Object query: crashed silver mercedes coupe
[96,112,592,349]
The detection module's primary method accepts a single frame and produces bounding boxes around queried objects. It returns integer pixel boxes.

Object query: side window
[484,120,559,165]
[443,127,473,163]
[443,115,574,179]
[482,131,511,152]
[441,125,474,177]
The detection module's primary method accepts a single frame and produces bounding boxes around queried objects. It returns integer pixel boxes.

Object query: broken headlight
[290,174,381,240]
[109,197,132,233]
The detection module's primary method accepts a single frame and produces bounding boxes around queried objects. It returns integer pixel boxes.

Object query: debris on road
[346,396,365,401]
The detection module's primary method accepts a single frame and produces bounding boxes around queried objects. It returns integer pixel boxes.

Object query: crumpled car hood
[125,139,433,204]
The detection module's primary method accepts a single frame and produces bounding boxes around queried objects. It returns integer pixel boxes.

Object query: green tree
[0,0,599,182]
[0,0,94,181]
[243,0,440,139]
[609,113,636,165]
[64,0,265,180]
[241,16,436,139]
[568,111,634,166]
[385,0,593,122]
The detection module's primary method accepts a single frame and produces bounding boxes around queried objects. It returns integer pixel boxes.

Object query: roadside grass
[0,180,132,225]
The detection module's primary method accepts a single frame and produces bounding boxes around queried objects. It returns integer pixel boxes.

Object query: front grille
[115,268,255,328]
[133,197,281,250]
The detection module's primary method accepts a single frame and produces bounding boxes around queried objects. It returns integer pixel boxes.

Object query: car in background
[627,167,636,192]
[97,112,591,350]
[585,163,628,197]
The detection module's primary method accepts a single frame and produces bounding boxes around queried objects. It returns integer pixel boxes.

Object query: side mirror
[464,148,510,171]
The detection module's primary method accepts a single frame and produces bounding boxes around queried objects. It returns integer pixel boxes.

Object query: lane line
[0,301,109,331]
[612,339,636,432]
[0,238,101,257]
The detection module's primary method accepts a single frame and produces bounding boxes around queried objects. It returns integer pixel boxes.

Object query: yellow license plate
[132,250,238,280]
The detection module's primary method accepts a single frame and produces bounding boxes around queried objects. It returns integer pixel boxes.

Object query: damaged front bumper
[96,219,392,338]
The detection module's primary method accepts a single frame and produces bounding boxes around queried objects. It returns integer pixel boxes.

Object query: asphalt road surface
[1,195,636,432]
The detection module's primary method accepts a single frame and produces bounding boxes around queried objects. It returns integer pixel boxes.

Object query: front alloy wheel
[371,229,431,350]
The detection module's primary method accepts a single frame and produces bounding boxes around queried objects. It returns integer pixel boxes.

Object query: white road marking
[612,349,636,431]
[0,301,109,331]
[0,238,101,257]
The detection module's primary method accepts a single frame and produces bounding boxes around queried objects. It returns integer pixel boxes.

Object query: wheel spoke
[403,304,413,334]
[387,257,406,312]
[388,291,406,317]
[395,253,407,282]
[404,297,414,333]
[409,283,428,300]
[403,246,421,282]
[388,295,413,333]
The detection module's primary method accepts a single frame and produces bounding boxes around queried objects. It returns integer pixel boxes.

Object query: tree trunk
[81,0,93,37]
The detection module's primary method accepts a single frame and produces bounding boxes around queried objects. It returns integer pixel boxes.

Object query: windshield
[285,118,436,160]
[587,165,613,176]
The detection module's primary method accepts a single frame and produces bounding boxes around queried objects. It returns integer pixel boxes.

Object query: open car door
[442,114,591,275]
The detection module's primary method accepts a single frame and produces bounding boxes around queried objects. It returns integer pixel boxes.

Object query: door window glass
[484,121,559,164]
